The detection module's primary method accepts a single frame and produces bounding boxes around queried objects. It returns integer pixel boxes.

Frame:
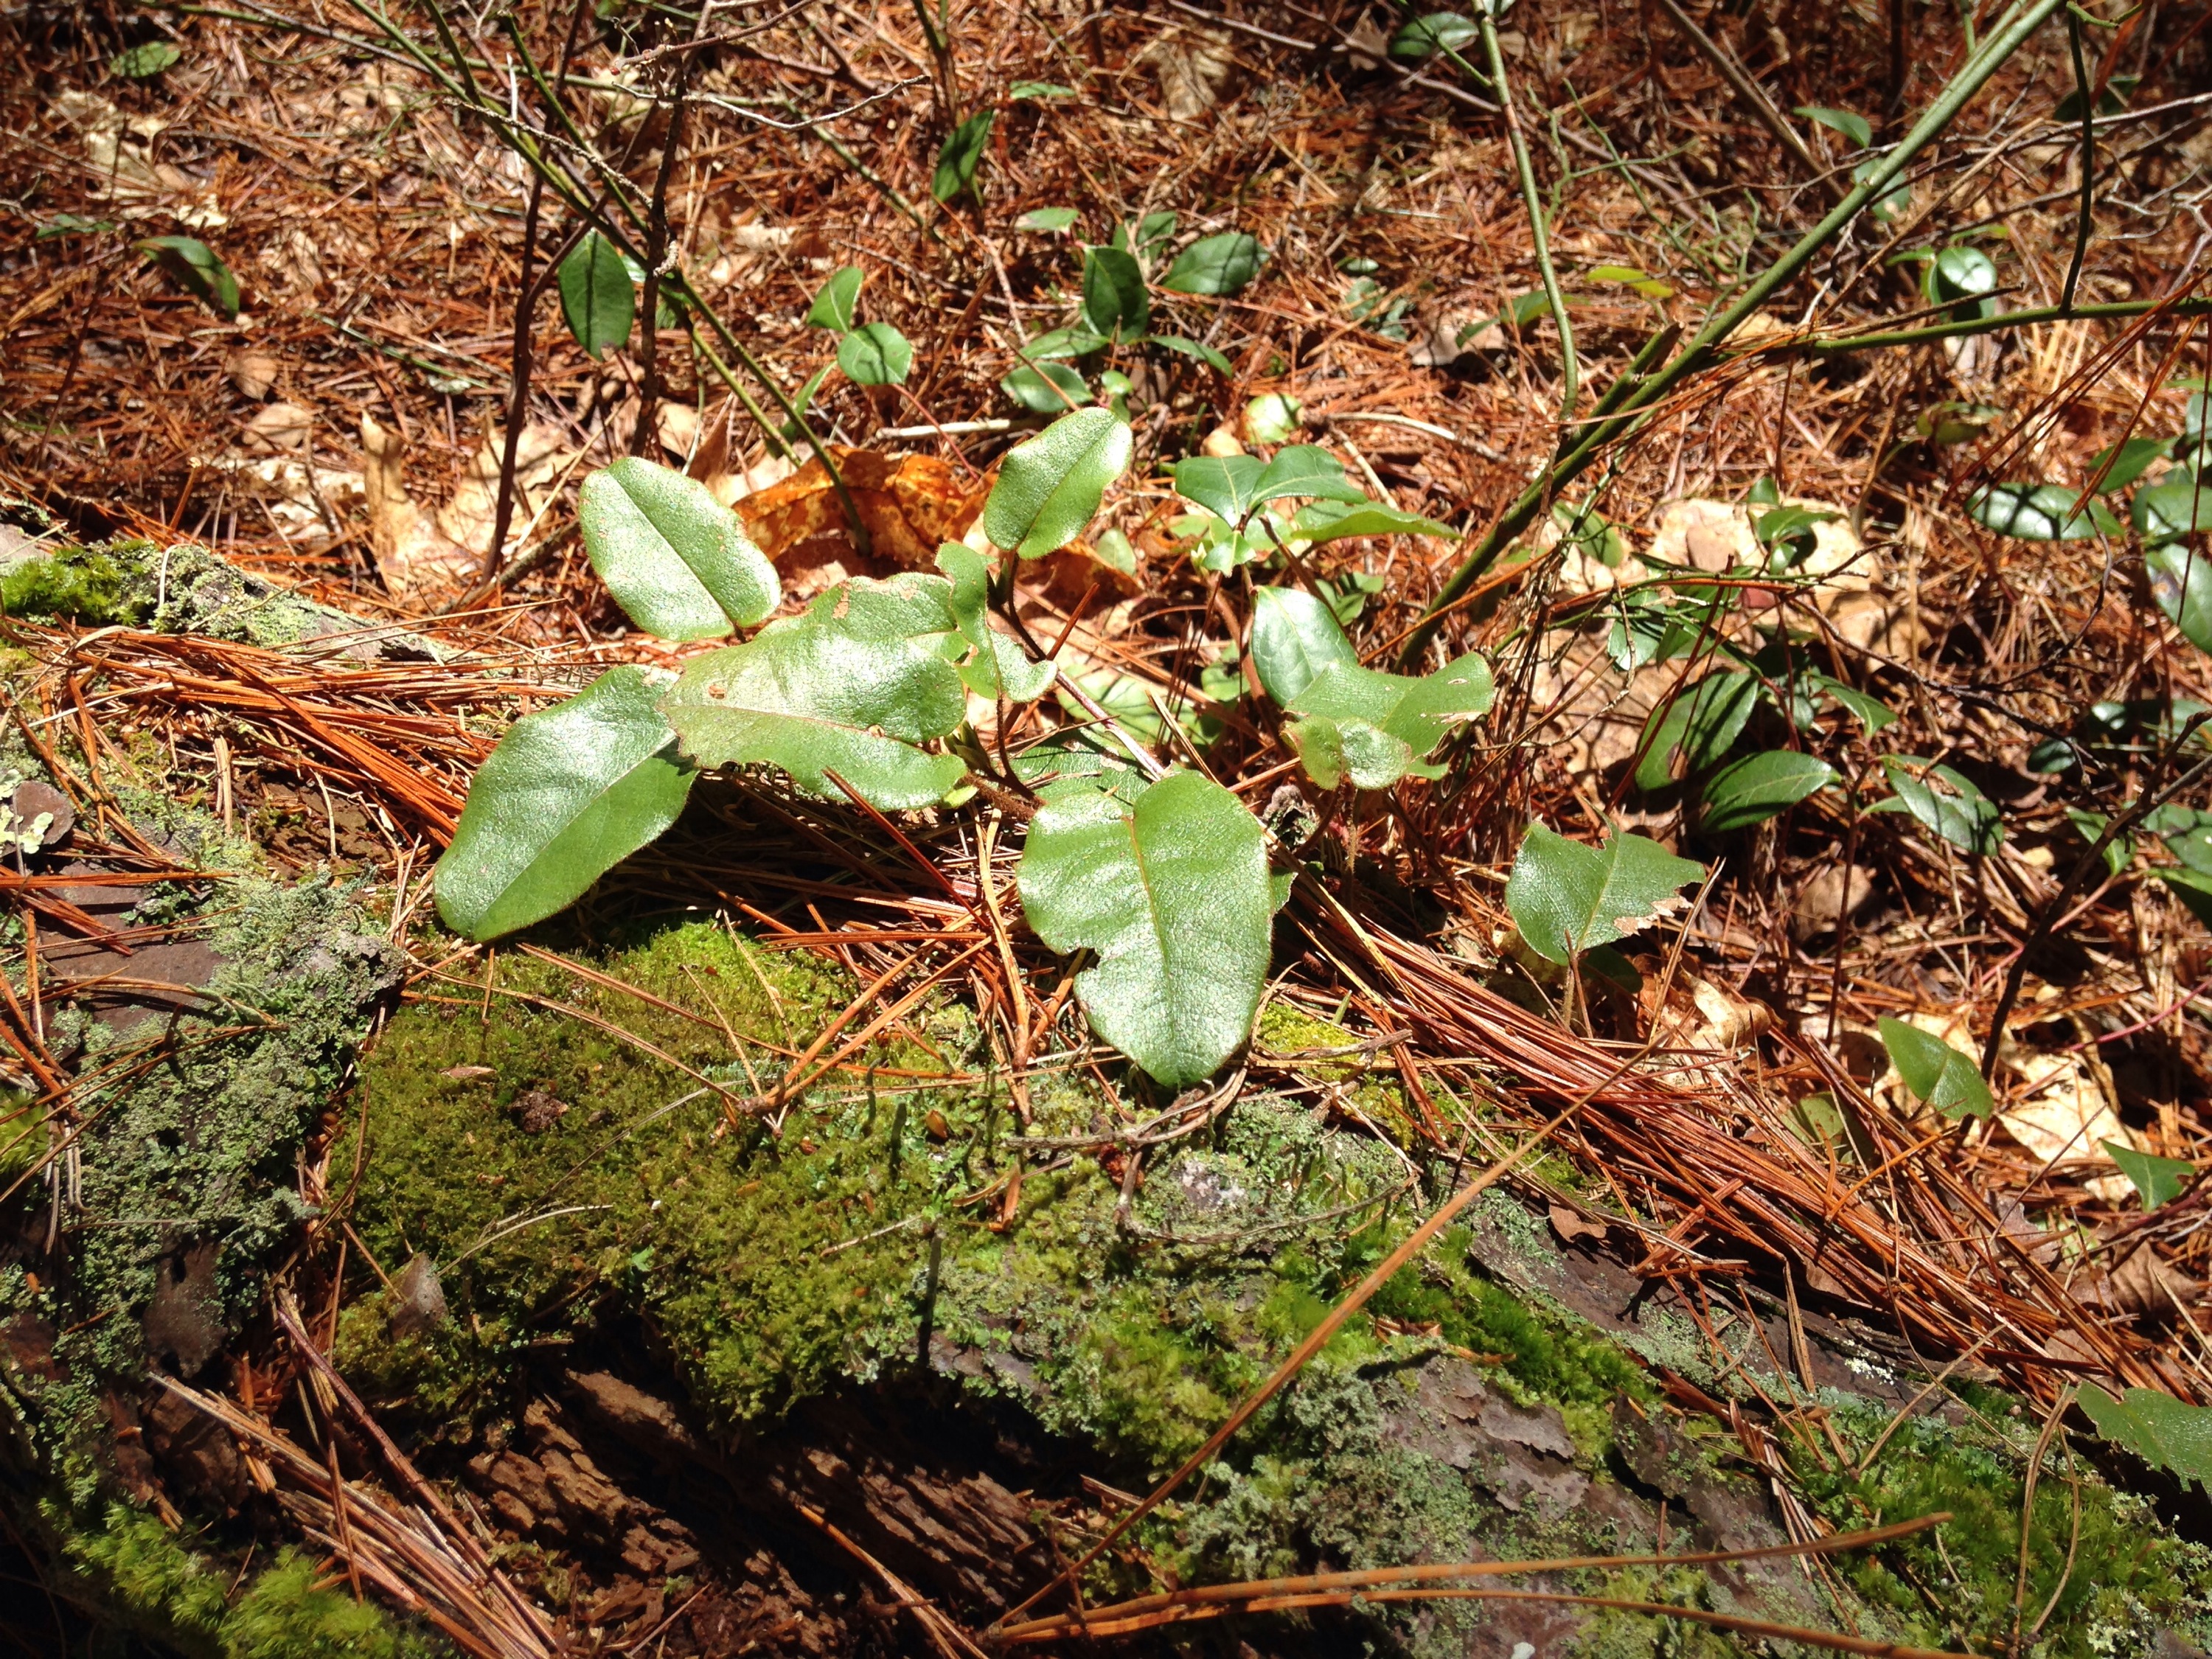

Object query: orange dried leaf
[737,448,988,570]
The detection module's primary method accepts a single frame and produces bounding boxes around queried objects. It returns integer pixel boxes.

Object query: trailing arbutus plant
[433,409,1492,1088]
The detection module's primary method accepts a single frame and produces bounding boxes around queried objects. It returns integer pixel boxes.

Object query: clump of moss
[1795,1403,2212,1659]
[57,1503,439,1658]
[0,538,438,653]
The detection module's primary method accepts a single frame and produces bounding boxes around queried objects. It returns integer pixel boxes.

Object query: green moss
[1,544,150,627]
[55,1505,439,1658]
[1796,1405,2212,1659]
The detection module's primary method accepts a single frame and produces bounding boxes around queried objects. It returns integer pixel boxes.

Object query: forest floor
[6,0,2212,1655]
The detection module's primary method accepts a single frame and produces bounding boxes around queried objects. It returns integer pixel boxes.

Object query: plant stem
[1479,7,1576,422]
[1797,293,2212,354]
[2061,7,2095,311]
[1397,0,2074,669]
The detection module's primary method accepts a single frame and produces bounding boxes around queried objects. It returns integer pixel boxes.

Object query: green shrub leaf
[1505,824,1706,965]
[1148,333,1234,374]
[982,407,1130,558]
[1876,1016,1993,1118]
[2092,435,2167,493]
[111,40,181,76]
[1284,654,1493,790]
[1161,232,1265,296]
[580,456,780,640]
[1635,670,1758,791]
[1966,482,2118,540]
[557,231,635,360]
[2080,1385,2212,1488]
[1290,498,1457,543]
[1390,13,1478,60]
[1015,206,1080,232]
[2103,1141,2195,1212]
[1080,245,1150,340]
[932,109,995,203]
[836,321,914,386]
[807,265,863,331]
[434,667,695,941]
[1250,585,1360,705]
[1001,360,1089,413]
[136,236,239,318]
[936,543,1054,702]
[1699,751,1837,832]
[2137,475,2212,547]
[2146,540,2212,652]
[1873,754,2003,853]
[661,575,968,809]
[1251,445,1368,509]
[1796,105,1871,147]
[1017,771,1272,1086]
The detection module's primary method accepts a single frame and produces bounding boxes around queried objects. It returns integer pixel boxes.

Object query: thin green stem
[1478,7,1576,421]
[1798,293,2212,354]
[1397,0,2072,669]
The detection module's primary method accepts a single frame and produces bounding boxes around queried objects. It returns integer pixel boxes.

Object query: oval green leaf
[1876,1016,1993,1119]
[1390,13,1478,60]
[1162,232,1265,296]
[1250,585,1358,705]
[1796,105,1871,148]
[1016,771,1273,1087]
[837,321,914,386]
[807,265,863,331]
[1081,245,1150,340]
[660,576,968,809]
[1290,498,1457,543]
[1001,360,1089,414]
[1505,824,1706,965]
[558,230,635,360]
[580,456,780,640]
[434,667,695,942]
[1966,482,2118,541]
[112,40,181,76]
[982,407,1131,559]
[933,109,995,203]
[1698,751,1837,833]
[2138,475,2212,546]
[1874,754,2003,854]
[136,236,240,318]
[1016,206,1080,233]
[2146,540,2212,653]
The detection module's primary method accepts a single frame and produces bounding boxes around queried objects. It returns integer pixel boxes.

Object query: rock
[389,1253,448,1337]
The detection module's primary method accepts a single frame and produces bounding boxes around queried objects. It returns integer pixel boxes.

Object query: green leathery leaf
[2092,435,2166,493]
[2103,1141,2195,1213]
[981,407,1130,558]
[837,321,914,386]
[2146,540,2212,653]
[1290,498,1458,543]
[2157,866,2212,931]
[1796,105,1871,147]
[1967,482,2119,540]
[1505,824,1706,965]
[136,236,239,318]
[1877,1017,1994,1119]
[932,109,995,203]
[434,667,695,941]
[2081,1385,2212,1489]
[1697,751,1837,833]
[1873,754,2003,854]
[557,231,636,360]
[2138,474,2212,546]
[111,40,181,76]
[1249,585,1359,706]
[1172,454,1267,524]
[1147,333,1234,374]
[936,543,1053,702]
[1080,245,1150,340]
[1284,716,1416,791]
[1016,770,1272,1086]
[807,265,863,331]
[659,574,967,808]
[1634,670,1758,792]
[580,456,780,640]
[1251,445,1368,509]
[1001,360,1089,413]
[1015,206,1080,233]
[1390,13,1478,60]
[1161,232,1265,296]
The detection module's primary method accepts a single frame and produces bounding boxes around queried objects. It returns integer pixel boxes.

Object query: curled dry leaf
[1135,25,1234,121]
[359,413,475,594]
[1999,1045,2134,1201]
[227,350,279,400]
[240,400,312,454]
[737,448,989,572]
[437,422,574,556]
